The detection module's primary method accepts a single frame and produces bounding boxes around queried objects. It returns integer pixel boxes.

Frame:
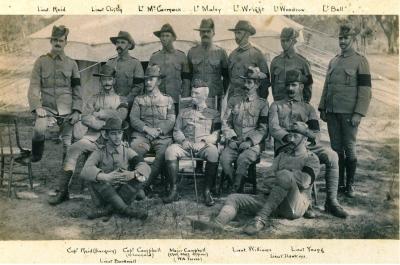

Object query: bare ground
[0,53,398,240]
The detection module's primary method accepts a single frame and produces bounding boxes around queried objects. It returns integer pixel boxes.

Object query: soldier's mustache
[116,47,123,52]
[55,45,61,48]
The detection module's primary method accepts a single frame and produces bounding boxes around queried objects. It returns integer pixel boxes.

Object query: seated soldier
[220,66,269,192]
[163,79,221,206]
[269,69,348,218]
[81,117,150,219]
[48,65,128,205]
[192,124,320,235]
[130,65,175,194]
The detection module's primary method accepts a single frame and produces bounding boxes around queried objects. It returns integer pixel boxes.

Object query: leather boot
[203,162,218,206]
[103,188,147,219]
[243,217,265,235]
[162,160,179,203]
[345,159,357,198]
[304,205,317,219]
[338,153,346,193]
[48,170,72,205]
[87,204,113,220]
[31,139,45,162]
[324,162,348,218]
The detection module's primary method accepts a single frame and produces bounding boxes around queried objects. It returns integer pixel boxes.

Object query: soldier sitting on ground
[48,64,128,205]
[81,117,150,220]
[192,123,320,235]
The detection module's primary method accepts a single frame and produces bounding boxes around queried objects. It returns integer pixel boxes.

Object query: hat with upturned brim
[110,31,135,50]
[51,25,69,39]
[144,65,165,79]
[93,64,116,77]
[239,66,267,80]
[102,117,129,131]
[153,23,177,39]
[285,69,308,85]
[194,18,215,31]
[228,20,256,35]
[280,27,299,40]
[339,23,359,37]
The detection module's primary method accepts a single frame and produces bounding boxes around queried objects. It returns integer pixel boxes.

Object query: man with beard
[220,66,269,193]
[163,80,221,206]
[270,27,313,103]
[48,65,128,205]
[192,124,320,235]
[81,117,150,220]
[28,25,82,163]
[226,20,270,100]
[269,69,348,218]
[149,24,191,114]
[187,18,229,103]
[130,65,175,194]
[318,24,372,198]
[106,31,144,107]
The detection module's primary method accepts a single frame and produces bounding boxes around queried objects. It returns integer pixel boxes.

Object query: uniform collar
[288,95,302,102]
[201,42,214,50]
[238,42,251,52]
[193,102,207,111]
[283,49,295,58]
[49,51,65,60]
[146,88,162,97]
[162,46,176,54]
[105,142,123,155]
[341,47,356,58]
[245,92,258,102]
[118,51,130,60]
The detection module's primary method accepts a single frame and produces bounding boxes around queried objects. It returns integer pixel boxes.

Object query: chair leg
[249,163,257,194]
[7,157,14,198]
[0,155,4,186]
[312,182,318,206]
[28,159,33,190]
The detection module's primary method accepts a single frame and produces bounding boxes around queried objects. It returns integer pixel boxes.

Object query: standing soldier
[149,24,191,114]
[48,65,128,205]
[187,18,229,104]
[163,80,221,206]
[270,27,313,103]
[28,25,82,163]
[81,117,150,219]
[227,20,270,100]
[106,31,144,107]
[220,67,269,192]
[269,69,348,218]
[318,24,372,198]
[130,65,175,193]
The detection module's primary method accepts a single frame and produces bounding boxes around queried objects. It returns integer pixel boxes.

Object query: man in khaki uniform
[187,18,229,101]
[221,66,269,192]
[318,24,372,198]
[270,27,313,102]
[81,117,150,220]
[192,125,320,235]
[163,80,221,206]
[48,65,129,205]
[28,25,82,163]
[227,20,270,99]
[106,31,144,107]
[149,24,191,114]
[269,69,348,218]
[130,65,175,193]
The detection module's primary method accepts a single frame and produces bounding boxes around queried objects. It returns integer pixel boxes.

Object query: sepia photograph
[0,14,398,246]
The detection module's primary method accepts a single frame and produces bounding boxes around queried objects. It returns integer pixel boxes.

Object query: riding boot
[48,170,72,205]
[31,139,45,162]
[345,159,357,198]
[338,153,346,193]
[324,164,348,218]
[162,160,179,203]
[203,162,218,206]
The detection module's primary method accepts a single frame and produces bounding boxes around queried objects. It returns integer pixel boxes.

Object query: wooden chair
[0,119,33,197]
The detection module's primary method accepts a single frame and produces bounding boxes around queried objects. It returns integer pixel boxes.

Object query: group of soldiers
[27,18,371,235]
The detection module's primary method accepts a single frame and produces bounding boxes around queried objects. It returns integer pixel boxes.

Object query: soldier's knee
[225,193,242,209]
[237,150,257,165]
[275,170,294,189]
[205,145,219,162]
[165,144,180,161]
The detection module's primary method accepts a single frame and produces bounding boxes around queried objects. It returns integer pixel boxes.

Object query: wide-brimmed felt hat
[144,65,165,79]
[228,20,256,35]
[102,117,129,131]
[192,79,208,88]
[51,25,69,39]
[110,31,135,50]
[153,23,177,39]
[285,69,307,84]
[339,23,359,37]
[239,66,267,80]
[280,27,299,40]
[93,64,116,77]
[194,18,215,31]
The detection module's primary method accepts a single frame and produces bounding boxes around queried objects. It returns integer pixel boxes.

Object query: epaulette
[176,49,186,56]
[127,55,139,60]
[252,46,262,53]
[354,51,366,58]
[152,50,162,55]
[295,52,308,61]
[108,55,118,60]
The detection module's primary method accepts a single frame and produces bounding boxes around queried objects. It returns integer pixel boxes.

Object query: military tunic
[148,49,190,103]
[105,53,144,105]
[270,50,313,102]
[165,105,221,162]
[187,44,229,97]
[221,93,269,183]
[318,48,371,160]
[227,43,270,98]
